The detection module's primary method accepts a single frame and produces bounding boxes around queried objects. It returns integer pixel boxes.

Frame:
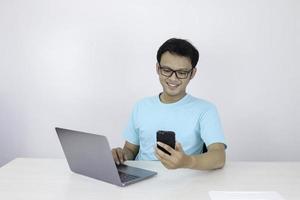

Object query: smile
[167,83,180,88]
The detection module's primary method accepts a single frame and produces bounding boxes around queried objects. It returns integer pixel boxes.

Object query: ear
[189,68,197,80]
[156,63,160,75]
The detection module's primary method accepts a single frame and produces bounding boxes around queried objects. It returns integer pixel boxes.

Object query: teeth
[168,83,177,87]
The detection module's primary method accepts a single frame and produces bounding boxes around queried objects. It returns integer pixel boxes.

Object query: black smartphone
[156,130,176,155]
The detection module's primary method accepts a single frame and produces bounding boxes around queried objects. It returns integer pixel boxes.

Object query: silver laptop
[55,127,157,187]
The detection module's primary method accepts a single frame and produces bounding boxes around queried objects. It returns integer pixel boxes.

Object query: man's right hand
[111,147,127,165]
[111,141,140,165]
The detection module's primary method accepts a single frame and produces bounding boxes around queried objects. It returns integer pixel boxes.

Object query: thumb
[175,142,184,152]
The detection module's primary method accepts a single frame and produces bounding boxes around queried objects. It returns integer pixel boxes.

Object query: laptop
[55,127,157,187]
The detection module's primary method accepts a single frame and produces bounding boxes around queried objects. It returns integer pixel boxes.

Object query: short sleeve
[199,105,227,148]
[122,103,140,145]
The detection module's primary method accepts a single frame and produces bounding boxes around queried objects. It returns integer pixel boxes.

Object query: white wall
[0,0,299,166]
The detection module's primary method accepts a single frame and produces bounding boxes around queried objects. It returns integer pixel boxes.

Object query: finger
[155,151,174,169]
[157,142,175,155]
[122,149,129,161]
[156,147,178,168]
[155,147,167,160]
[175,142,183,152]
[116,148,125,164]
[155,146,171,160]
[160,159,173,169]
[112,149,120,164]
[123,153,128,161]
[155,149,162,160]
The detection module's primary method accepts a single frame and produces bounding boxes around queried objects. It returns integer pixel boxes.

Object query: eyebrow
[160,65,192,71]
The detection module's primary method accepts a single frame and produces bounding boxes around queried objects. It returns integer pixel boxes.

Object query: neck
[160,92,187,103]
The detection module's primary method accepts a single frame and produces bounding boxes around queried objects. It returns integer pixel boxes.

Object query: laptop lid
[55,127,157,187]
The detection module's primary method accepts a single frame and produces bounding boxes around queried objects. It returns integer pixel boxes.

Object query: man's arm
[155,142,225,170]
[188,143,225,170]
[112,141,139,165]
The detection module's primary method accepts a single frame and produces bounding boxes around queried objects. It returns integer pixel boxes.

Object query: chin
[162,84,183,97]
[164,89,181,97]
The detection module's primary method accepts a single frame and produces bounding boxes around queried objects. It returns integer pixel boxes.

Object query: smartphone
[156,130,176,155]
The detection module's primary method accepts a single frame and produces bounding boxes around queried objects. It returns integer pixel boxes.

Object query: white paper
[209,191,285,200]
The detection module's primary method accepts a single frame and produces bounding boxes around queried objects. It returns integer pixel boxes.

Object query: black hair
[156,38,199,68]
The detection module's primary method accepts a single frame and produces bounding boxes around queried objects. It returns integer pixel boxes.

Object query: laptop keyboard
[118,171,139,182]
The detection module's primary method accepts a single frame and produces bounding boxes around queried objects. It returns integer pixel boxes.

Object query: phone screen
[156,130,176,155]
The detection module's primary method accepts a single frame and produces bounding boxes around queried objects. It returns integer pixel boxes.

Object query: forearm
[186,149,226,170]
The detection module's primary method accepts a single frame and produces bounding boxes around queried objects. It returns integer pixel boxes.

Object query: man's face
[156,51,197,100]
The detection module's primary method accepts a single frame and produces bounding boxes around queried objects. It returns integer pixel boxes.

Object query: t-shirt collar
[157,93,190,106]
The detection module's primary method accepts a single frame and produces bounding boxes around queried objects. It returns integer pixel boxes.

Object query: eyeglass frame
[158,63,194,79]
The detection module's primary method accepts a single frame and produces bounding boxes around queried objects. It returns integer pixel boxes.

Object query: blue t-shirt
[123,94,226,160]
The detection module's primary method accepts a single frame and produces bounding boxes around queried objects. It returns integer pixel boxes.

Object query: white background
[0,0,299,166]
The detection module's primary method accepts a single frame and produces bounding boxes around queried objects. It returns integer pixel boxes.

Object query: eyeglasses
[158,64,193,79]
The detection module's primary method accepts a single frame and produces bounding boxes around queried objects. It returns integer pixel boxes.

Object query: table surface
[0,158,300,200]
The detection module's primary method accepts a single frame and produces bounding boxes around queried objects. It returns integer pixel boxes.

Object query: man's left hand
[155,142,192,169]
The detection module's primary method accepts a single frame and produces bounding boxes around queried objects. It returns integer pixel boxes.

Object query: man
[112,38,226,170]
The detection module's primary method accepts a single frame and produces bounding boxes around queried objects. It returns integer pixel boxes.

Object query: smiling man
[112,38,226,170]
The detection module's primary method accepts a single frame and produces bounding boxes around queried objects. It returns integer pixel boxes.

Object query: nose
[169,71,178,81]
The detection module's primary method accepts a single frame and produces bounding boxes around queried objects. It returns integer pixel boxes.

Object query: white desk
[0,158,299,200]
